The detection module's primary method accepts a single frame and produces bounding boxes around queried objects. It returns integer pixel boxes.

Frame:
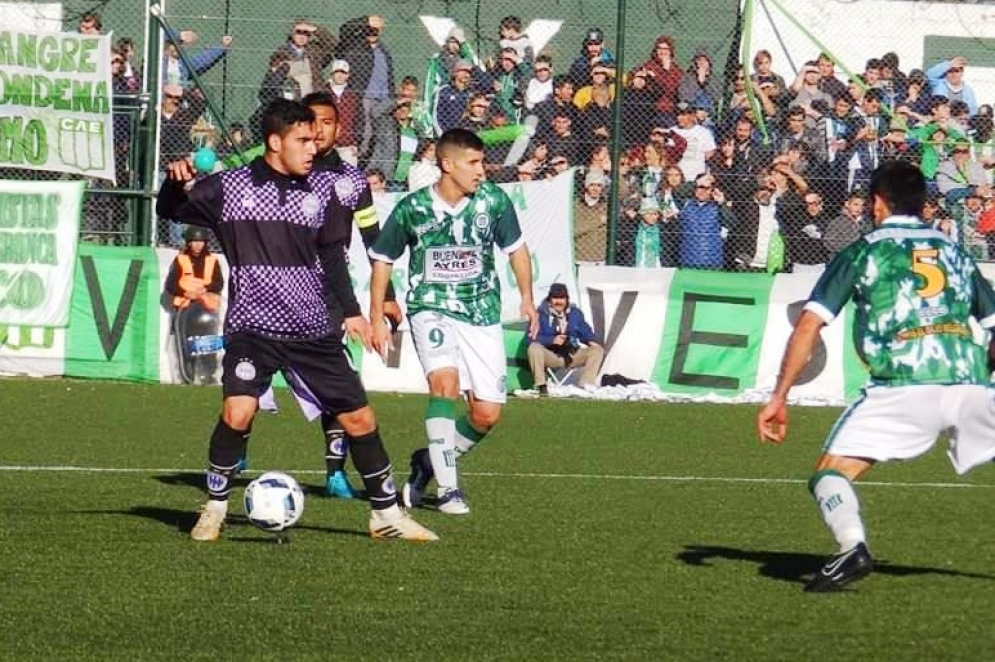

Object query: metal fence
[6,0,994,269]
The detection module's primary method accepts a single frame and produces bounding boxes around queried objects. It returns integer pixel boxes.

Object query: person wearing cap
[433,58,476,134]
[159,83,207,168]
[268,19,335,100]
[879,113,919,165]
[326,59,361,166]
[162,28,232,89]
[927,55,979,116]
[569,27,615,88]
[424,24,475,120]
[900,69,932,121]
[574,168,610,262]
[671,99,716,181]
[677,173,736,269]
[488,46,528,121]
[527,283,604,395]
[637,35,681,117]
[367,95,419,187]
[164,225,224,385]
[572,62,615,111]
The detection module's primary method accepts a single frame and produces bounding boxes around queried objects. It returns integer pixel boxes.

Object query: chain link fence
[6,0,992,265]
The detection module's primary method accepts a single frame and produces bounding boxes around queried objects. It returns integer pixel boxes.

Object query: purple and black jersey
[158,158,354,341]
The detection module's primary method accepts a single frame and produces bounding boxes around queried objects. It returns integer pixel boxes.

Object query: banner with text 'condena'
[0,179,84,327]
[0,28,115,181]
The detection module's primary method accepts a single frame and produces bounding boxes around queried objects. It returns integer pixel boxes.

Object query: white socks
[810,470,866,553]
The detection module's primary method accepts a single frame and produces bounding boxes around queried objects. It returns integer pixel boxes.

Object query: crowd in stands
[73,11,995,265]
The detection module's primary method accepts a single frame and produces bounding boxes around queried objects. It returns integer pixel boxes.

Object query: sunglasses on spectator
[551,159,568,166]
[535,67,550,72]
[471,104,489,109]
[295,29,313,36]
[164,93,182,100]
[112,58,123,64]
[695,184,712,190]
[948,67,964,73]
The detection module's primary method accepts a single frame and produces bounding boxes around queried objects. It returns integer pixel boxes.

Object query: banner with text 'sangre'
[0,179,84,326]
[0,28,116,181]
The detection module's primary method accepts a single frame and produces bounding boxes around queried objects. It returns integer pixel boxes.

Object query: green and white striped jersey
[370,182,524,326]
[805,216,995,386]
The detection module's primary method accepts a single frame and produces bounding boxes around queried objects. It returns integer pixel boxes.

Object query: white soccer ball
[243,471,305,532]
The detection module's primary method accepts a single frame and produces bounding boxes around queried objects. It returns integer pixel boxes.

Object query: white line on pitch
[0,465,990,490]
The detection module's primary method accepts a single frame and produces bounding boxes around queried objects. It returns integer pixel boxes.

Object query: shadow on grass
[152,472,369,503]
[86,505,367,539]
[677,545,995,587]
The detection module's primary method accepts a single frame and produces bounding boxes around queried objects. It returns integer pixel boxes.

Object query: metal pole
[606,0,627,265]
[136,0,162,246]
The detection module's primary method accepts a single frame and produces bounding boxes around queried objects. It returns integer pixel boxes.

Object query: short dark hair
[869,160,925,217]
[261,99,315,144]
[437,128,485,158]
[500,15,522,31]
[301,91,339,117]
[865,58,883,71]
[863,88,884,104]
[365,167,386,182]
[79,12,102,29]
[553,74,572,89]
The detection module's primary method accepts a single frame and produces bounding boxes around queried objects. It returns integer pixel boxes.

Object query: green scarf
[634,221,662,268]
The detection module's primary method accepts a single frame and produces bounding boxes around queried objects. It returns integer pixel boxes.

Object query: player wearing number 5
[369,128,538,515]
[757,160,995,592]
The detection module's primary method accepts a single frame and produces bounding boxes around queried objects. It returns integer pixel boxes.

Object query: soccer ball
[243,472,305,532]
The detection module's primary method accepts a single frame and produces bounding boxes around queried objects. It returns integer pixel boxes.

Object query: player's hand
[344,315,373,352]
[221,35,233,48]
[166,159,196,183]
[383,301,403,329]
[371,318,393,361]
[757,398,788,444]
[521,300,538,340]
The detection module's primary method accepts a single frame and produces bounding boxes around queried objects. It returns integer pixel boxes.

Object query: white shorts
[409,311,507,403]
[825,383,995,475]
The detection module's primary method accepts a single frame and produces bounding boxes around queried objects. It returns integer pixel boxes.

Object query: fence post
[606,0,628,266]
[136,0,163,246]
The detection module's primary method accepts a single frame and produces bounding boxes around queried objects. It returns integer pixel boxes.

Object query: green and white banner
[0,28,116,181]
[0,179,85,326]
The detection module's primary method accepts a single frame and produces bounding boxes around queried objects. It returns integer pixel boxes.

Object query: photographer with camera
[527,283,605,396]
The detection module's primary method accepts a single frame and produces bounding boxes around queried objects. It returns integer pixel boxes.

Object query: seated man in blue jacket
[527,283,605,394]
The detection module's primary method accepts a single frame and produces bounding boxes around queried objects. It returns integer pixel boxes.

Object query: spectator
[729,178,780,272]
[338,15,395,158]
[433,58,475,135]
[569,27,615,88]
[525,55,554,110]
[269,20,335,100]
[678,49,721,113]
[823,91,862,209]
[115,37,141,93]
[456,93,492,133]
[366,167,388,200]
[533,74,578,139]
[248,51,297,139]
[574,168,609,262]
[781,190,830,270]
[976,196,995,260]
[817,52,848,99]
[879,114,919,165]
[630,197,667,268]
[671,101,716,181]
[776,105,827,164]
[823,190,867,259]
[926,56,978,116]
[639,35,682,118]
[750,49,788,104]
[498,15,534,66]
[577,86,613,161]
[325,59,361,166]
[76,12,102,34]
[677,173,735,269]
[527,283,604,395]
[162,29,232,89]
[546,153,571,179]
[850,88,888,192]
[546,109,582,166]
[620,68,661,148]
[790,60,833,128]
[880,51,907,105]
[159,84,206,165]
[216,121,250,160]
[515,161,537,182]
[407,138,440,191]
[487,47,528,121]
[428,26,469,96]
[573,64,614,110]
[368,98,419,188]
[936,142,990,206]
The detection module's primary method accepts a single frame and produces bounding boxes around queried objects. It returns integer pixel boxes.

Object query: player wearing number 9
[757,159,995,592]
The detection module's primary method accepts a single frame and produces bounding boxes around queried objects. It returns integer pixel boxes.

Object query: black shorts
[222,332,368,415]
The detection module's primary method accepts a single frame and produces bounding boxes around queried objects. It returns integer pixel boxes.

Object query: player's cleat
[804,542,873,592]
[325,470,359,499]
[190,503,226,542]
[437,488,470,515]
[369,507,439,542]
[401,448,434,509]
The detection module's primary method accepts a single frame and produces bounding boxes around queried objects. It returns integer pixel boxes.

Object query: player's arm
[494,191,538,338]
[368,206,408,357]
[318,238,371,350]
[353,189,400,322]
[156,160,223,231]
[758,249,857,443]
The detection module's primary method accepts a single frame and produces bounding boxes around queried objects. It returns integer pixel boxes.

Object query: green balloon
[193,147,217,173]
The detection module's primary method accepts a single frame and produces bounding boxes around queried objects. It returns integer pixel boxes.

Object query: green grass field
[3,378,995,661]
